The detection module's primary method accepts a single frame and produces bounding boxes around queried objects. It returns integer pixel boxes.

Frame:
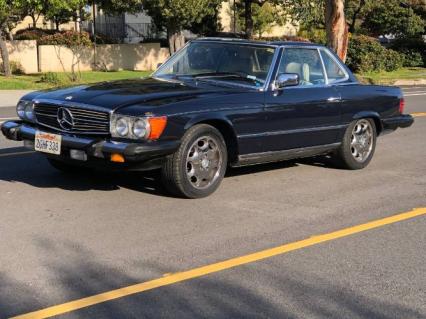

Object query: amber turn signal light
[148,116,167,140]
[111,153,125,163]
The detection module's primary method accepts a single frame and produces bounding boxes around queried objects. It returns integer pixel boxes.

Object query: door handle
[327,97,341,103]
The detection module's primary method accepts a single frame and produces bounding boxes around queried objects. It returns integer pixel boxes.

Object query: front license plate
[35,131,62,155]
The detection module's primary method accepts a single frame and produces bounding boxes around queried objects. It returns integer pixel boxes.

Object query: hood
[25,77,245,111]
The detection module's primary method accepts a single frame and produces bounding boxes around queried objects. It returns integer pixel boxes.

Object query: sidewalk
[0,90,34,108]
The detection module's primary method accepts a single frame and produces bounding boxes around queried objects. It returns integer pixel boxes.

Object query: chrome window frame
[319,48,350,85]
[270,45,329,90]
[268,45,352,91]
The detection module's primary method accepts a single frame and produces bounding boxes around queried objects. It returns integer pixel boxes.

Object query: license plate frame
[35,131,62,155]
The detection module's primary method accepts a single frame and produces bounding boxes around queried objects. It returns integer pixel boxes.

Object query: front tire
[334,118,377,170]
[161,124,228,199]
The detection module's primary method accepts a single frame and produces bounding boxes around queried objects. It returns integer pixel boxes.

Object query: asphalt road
[0,87,425,319]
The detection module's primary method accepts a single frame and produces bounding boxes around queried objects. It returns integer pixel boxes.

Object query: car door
[263,47,343,152]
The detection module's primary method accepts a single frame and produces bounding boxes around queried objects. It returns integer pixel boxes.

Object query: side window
[320,50,347,84]
[278,48,325,86]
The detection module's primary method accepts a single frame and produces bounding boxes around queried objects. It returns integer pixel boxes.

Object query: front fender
[184,113,234,131]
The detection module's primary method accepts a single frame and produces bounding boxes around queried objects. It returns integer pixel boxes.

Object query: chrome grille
[34,103,110,135]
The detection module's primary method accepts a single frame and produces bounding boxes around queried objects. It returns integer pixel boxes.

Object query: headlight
[17,100,34,121]
[111,114,167,140]
[132,119,150,139]
[25,103,35,122]
[115,117,129,137]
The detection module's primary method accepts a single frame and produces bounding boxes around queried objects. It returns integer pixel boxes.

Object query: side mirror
[275,73,299,89]
[157,63,162,69]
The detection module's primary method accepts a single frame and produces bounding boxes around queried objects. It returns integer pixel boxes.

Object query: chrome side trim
[237,124,348,139]
[234,142,341,167]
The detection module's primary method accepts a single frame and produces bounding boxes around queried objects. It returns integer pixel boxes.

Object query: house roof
[195,37,323,48]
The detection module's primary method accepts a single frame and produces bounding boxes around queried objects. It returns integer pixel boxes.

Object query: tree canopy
[95,0,144,14]
[143,0,222,53]
[362,0,425,37]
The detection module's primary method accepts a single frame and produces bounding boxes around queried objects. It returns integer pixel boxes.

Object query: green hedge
[390,37,426,68]
[346,35,403,73]
[38,31,92,47]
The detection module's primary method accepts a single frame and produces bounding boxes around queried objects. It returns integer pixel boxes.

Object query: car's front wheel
[161,124,228,199]
[334,118,377,170]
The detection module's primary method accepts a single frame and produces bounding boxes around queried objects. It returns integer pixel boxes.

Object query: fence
[82,22,159,43]
[4,40,170,74]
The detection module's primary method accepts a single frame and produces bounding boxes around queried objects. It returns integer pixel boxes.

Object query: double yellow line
[411,112,426,118]
[11,207,426,319]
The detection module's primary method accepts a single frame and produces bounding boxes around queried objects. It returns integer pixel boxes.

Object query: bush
[91,33,119,45]
[14,28,56,41]
[383,49,404,71]
[347,35,403,73]
[298,29,327,45]
[1,61,25,75]
[140,38,169,48]
[401,51,424,67]
[390,37,426,67]
[38,31,92,47]
[39,72,61,85]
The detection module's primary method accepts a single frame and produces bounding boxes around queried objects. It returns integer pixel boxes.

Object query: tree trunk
[31,15,37,29]
[244,0,253,39]
[325,0,349,62]
[0,31,11,77]
[348,0,365,33]
[6,25,13,41]
[168,29,185,55]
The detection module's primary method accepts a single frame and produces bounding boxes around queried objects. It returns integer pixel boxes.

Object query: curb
[393,79,426,86]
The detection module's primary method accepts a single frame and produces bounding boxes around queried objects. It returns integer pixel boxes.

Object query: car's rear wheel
[334,118,377,170]
[161,124,227,199]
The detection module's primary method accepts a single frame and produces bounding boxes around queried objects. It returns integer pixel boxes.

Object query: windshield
[154,41,276,88]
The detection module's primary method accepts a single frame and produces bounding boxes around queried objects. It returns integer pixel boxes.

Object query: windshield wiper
[193,72,265,84]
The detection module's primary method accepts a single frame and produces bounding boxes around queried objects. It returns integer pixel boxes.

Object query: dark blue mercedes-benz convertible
[1,38,414,198]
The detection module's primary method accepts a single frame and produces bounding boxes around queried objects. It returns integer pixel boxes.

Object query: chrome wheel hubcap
[351,119,374,163]
[186,136,223,189]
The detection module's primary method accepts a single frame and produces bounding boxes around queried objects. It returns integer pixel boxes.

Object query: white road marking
[404,93,426,97]
[403,91,426,94]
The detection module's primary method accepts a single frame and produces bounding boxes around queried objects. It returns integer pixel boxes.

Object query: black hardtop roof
[195,37,325,48]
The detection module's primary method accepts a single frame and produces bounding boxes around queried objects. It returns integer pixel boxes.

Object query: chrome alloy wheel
[350,119,374,163]
[186,136,223,190]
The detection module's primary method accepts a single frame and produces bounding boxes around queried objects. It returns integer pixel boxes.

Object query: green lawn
[356,68,426,85]
[0,71,152,90]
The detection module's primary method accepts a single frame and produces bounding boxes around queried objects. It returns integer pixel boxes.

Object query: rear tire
[161,124,228,199]
[334,118,377,170]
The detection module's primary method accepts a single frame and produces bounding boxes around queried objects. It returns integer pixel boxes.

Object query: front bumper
[1,121,180,167]
[382,114,414,130]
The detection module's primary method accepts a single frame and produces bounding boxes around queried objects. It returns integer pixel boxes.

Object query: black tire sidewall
[339,118,377,170]
[174,125,228,198]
